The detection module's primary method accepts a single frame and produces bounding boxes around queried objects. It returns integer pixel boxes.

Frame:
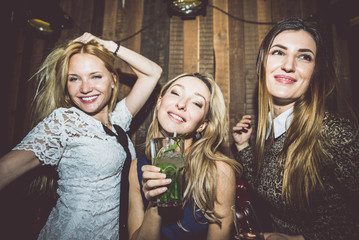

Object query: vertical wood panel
[213,0,230,149]
[103,0,129,109]
[118,0,144,145]
[228,0,245,156]
[78,0,95,32]
[103,0,118,39]
[331,24,352,113]
[199,6,214,76]
[271,0,302,22]
[184,19,199,73]
[135,0,170,155]
[257,0,273,47]
[168,17,184,79]
[243,0,258,118]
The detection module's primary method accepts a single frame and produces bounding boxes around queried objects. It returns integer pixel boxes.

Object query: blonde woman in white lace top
[0,32,162,239]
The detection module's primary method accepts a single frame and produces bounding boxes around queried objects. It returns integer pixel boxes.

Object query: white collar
[266,106,294,139]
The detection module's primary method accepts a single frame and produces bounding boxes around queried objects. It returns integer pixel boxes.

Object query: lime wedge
[156,162,177,178]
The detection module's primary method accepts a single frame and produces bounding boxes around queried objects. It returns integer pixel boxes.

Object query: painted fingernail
[165,178,172,184]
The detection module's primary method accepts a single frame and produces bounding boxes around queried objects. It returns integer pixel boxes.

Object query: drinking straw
[173,124,177,138]
[171,124,177,145]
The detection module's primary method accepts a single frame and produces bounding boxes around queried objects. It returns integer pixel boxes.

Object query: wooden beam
[213,0,230,149]
[242,0,259,118]
[168,17,184,79]
[134,0,170,155]
[199,5,214,76]
[228,0,245,157]
[257,0,273,47]
[184,18,199,73]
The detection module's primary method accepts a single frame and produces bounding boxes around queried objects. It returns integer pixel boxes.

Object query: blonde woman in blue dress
[128,73,243,240]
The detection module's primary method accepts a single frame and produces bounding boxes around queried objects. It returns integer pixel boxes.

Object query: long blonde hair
[30,39,120,127]
[146,73,242,225]
[255,18,349,209]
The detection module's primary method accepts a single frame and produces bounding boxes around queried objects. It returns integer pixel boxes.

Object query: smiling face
[67,53,116,122]
[265,30,316,112]
[156,76,210,136]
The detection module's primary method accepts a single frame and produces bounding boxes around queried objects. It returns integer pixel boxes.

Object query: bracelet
[113,42,120,56]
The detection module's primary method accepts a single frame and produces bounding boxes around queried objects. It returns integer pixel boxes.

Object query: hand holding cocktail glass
[142,136,185,208]
[150,137,185,207]
[141,164,172,202]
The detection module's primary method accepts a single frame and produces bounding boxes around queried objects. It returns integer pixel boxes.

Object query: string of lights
[116,3,275,43]
[70,3,276,43]
[209,4,275,25]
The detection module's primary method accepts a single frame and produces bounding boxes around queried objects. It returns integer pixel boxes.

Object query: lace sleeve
[13,108,69,165]
[110,98,133,131]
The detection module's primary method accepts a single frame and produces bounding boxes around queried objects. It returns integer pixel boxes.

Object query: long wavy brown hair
[145,73,242,225]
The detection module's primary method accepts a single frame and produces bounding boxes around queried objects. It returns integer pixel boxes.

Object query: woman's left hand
[141,165,172,202]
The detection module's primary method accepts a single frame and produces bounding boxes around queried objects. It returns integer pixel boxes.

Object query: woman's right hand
[232,115,253,151]
[141,165,172,202]
[74,32,118,54]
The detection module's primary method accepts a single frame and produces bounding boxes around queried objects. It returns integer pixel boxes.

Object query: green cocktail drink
[151,137,185,207]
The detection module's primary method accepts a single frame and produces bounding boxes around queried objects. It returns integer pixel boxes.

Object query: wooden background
[1,0,359,238]
[3,0,359,158]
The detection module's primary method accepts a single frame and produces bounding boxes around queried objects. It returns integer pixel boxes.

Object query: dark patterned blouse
[234,112,359,240]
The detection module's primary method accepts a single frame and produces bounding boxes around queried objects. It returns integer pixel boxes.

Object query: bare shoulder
[215,160,235,180]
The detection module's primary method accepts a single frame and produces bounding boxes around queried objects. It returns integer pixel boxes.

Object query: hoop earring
[195,131,202,140]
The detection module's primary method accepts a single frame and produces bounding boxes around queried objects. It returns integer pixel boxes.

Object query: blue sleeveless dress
[137,156,209,240]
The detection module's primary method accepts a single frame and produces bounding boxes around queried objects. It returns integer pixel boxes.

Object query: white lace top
[13,98,136,240]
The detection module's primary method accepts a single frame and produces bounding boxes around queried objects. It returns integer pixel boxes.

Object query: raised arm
[0,150,41,190]
[128,159,167,240]
[75,32,162,116]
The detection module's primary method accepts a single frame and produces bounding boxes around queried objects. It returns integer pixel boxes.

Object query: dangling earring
[195,131,202,140]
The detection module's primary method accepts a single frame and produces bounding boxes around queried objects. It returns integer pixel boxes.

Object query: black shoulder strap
[103,124,131,240]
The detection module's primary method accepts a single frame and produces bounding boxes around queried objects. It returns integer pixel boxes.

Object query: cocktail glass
[150,137,185,207]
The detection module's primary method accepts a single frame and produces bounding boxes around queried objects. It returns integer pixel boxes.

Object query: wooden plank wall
[2,0,356,238]
[6,0,352,159]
